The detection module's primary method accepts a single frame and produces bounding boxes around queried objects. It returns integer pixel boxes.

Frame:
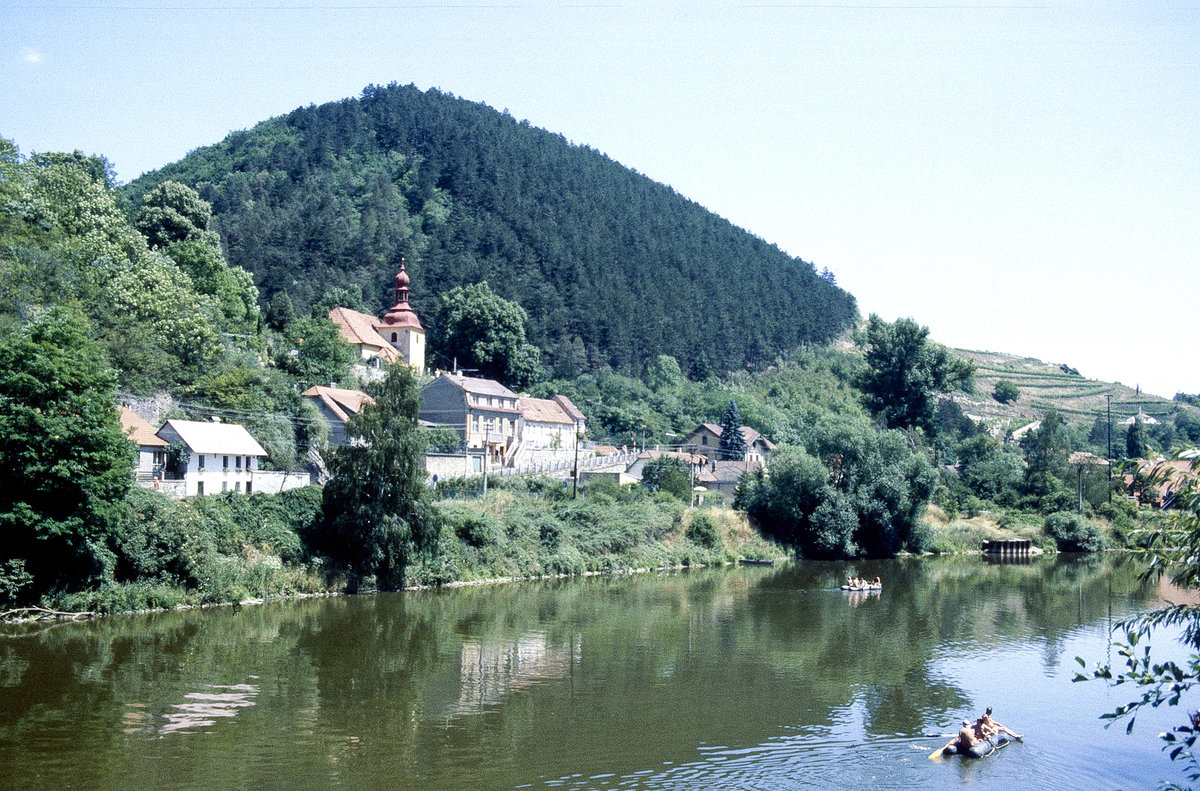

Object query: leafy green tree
[317,364,439,589]
[1075,457,1200,783]
[1043,511,1105,552]
[277,315,354,389]
[1127,417,1151,460]
[135,180,214,249]
[956,434,1024,504]
[856,315,974,433]
[640,456,691,502]
[738,414,935,558]
[1020,411,1073,510]
[433,281,542,388]
[718,399,748,461]
[645,355,684,392]
[0,310,132,600]
[993,380,1020,404]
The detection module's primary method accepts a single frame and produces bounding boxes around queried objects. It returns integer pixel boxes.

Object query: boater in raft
[939,709,1022,758]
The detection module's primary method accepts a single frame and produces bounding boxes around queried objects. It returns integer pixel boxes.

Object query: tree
[0,310,132,601]
[993,380,1020,404]
[718,399,748,461]
[277,315,354,389]
[737,414,936,558]
[641,455,691,502]
[135,180,215,249]
[856,315,974,433]
[1127,416,1151,460]
[1076,457,1200,784]
[317,363,439,589]
[433,281,542,388]
[265,290,296,332]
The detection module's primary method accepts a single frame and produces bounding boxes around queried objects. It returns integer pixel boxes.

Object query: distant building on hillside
[682,423,775,464]
[420,373,521,466]
[155,419,268,497]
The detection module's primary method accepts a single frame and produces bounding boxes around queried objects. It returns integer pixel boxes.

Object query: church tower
[376,261,425,375]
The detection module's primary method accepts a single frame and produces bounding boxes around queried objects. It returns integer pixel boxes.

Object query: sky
[3,0,1197,397]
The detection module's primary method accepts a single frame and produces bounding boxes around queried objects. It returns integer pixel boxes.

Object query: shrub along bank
[7,479,782,615]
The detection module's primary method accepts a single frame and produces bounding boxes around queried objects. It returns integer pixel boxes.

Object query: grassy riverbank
[11,479,1142,619]
[18,481,782,616]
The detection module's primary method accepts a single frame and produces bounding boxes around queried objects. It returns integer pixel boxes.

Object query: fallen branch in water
[1,606,97,622]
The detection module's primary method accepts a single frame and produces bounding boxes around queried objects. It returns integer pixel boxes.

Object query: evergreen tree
[266,290,296,332]
[1126,416,1150,459]
[317,363,439,590]
[719,399,748,461]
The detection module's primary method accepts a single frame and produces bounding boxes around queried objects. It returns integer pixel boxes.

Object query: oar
[929,738,955,761]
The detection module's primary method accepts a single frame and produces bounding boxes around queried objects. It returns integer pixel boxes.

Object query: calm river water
[0,555,1188,790]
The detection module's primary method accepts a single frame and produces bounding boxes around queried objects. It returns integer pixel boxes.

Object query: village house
[420,373,522,466]
[515,395,587,466]
[118,406,168,482]
[696,460,757,498]
[301,385,374,446]
[155,418,269,497]
[329,263,426,376]
[681,423,776,465]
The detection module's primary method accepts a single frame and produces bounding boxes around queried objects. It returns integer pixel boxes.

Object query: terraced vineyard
[949,349,1194,429]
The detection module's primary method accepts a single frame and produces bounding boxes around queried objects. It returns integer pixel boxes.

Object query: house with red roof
[118,406,168,482]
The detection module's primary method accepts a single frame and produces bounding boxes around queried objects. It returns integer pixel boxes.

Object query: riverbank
[3,479,1136,622]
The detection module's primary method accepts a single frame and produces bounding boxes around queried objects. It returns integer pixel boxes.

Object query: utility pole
[572,429,581,499]
[482,426,489,499]
[688,444,696,508]
[1106,393,1112,504]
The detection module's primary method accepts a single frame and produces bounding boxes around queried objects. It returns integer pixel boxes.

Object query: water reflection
[0,554,1181,791]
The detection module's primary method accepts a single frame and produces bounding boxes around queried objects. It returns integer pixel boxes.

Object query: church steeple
[375,259,426,375]
[380,260,423,330]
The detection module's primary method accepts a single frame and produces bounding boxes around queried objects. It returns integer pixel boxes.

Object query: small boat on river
[941,733,1012,759]
[840,584,881,591]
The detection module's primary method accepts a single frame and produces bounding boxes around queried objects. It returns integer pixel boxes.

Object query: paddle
[929,738,955,761]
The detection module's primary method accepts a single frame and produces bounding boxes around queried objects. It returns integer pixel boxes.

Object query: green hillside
[123,83,857,378]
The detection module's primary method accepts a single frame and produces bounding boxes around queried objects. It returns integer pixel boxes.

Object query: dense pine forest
[123,83,857,376]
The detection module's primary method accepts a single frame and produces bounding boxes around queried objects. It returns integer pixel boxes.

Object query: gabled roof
[519,396,574,425]
[553,394,586,422]
[635,449,706,465]
[158,419,268,457]
[302,385,374,423]
[329,307,399,362]
[697,460,759,483]
[118,406,168,447]
[439,373,518,399]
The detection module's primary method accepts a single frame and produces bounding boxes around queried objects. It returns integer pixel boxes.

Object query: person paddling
[980,707,1021,740]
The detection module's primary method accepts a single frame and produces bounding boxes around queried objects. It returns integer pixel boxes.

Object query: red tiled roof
[302,385,374,423]
[519,396,574,425]
[553,394,586,422]
[329,307,399,362]
[119,406,168,447]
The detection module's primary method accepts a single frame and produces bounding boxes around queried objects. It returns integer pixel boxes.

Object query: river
[0,555,1188,790]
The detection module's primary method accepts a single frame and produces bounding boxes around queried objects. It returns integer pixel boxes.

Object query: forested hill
[124,83,857,376]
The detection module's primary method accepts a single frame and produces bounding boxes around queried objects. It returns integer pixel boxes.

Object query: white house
[516,396,583,465]
[156,419,268,497]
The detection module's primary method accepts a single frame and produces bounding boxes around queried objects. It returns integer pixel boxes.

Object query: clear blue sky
[3,1,1197,397]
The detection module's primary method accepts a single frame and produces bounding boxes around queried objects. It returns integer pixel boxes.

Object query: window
[222,481,228,492]
[701,436,707,446]
[236,456,242,470]
[223,455,229,469]
[235,482,241,492]
[198,454,205,470]
[246,480,252,494]
[197,481,205,496]
[391,332,398,342]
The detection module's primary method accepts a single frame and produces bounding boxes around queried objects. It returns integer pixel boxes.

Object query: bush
[993,380,1020,404]
[687,511,721,548]
[1043,511,1105,552]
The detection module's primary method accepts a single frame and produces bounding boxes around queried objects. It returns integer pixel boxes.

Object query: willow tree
[317,363,439,589]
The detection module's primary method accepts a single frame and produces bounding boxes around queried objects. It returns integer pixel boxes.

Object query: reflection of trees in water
[0,554,1164,790]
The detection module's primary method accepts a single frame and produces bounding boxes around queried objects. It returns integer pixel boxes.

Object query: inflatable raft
[841,584,882,591]
[942,734,1011,759]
